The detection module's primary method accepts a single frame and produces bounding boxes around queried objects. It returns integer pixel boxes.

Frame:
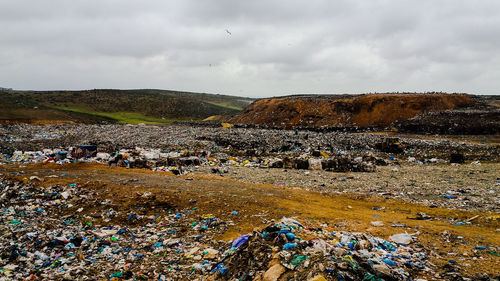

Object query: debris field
[0,123,499,280]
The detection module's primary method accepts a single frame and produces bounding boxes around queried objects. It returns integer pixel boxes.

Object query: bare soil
[230,94,474,128]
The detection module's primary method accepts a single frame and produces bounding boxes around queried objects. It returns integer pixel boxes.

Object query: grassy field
[53,106,185,124]
[0,89,254,124]
[205,101,243,111]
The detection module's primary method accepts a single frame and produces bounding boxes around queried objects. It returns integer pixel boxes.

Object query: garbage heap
[211,218,427,281]
[0,178,433,280]
[0,178,229,280]
[1,124,499,161]
[1,148,378,173]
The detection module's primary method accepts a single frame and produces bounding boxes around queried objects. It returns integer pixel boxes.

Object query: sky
[1,0,499,97]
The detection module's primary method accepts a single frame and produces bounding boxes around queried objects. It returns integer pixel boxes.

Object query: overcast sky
[1,1,499,97]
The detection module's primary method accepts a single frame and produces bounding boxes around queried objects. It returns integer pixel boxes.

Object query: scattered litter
[370,221,385,227]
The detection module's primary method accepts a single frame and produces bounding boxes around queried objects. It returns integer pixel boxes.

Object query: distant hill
[229,93,500,133]
[0,89,254,124]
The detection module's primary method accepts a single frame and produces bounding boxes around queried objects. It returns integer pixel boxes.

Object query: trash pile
[212,218,427,281]
[396,108,500,135]
[0,146,378,174]
[1,124,498,162]
[0,178,230,280]
[2,178,498,280]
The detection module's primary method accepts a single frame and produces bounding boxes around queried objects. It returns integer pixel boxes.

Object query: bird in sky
[225,29,232,35]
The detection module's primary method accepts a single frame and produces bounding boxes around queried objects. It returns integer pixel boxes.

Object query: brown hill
[229,93,474,128]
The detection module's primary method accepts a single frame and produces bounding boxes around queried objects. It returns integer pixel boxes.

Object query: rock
[263,264,286,281]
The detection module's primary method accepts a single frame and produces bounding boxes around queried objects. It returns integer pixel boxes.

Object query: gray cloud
[1,0,499,96]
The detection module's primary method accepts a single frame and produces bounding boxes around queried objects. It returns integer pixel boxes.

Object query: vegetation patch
[53,106,185,124]
[205,101,243,111]
[0,89,254,124]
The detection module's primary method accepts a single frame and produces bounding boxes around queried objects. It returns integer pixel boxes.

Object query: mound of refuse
[1,146,379,174]
[229,93,474,129]
[213,218,426,281]
[396,109,500,135]
[2,178,498,280]
[2,124,498,162]
[0,178,231,280]
[0,177,428,280]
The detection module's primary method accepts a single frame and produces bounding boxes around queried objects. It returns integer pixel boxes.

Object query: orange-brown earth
[230,94,473,128]
[1,162,498,278]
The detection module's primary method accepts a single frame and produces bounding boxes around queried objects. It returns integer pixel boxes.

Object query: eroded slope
[230,94,474,128]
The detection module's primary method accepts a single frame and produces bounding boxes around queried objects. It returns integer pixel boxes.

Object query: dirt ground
[1,162,498,278]
[197,163,500,212]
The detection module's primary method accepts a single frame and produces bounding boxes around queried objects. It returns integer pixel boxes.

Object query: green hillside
[0,89,254,124]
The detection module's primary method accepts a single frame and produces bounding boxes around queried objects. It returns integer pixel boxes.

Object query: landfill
[0,178,435,280]
[212,218,428,281]
[1,127,498,212]
[0,124,498,162]
[0,123,499,280]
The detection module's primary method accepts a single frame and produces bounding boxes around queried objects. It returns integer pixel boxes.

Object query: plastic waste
[389,233,413,244]
[284,243,298,250]
[232,234,250,248]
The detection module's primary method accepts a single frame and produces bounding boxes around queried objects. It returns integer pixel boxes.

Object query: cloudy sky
[1,0,499,97]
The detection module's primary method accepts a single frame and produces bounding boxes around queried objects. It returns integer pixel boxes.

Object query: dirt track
[1,162,498,278]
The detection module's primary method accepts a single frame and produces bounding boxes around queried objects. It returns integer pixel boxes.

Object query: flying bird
[225,29,232,35]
